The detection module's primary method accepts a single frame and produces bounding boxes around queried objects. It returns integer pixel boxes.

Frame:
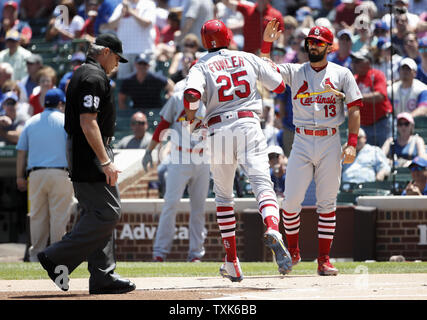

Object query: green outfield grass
[0,261,426,280]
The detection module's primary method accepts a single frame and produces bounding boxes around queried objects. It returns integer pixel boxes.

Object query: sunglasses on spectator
[307,39,327,47]
[184,43,197,48]
[131,120,146,125]
[410,166,425,172]
[397,121,410,126]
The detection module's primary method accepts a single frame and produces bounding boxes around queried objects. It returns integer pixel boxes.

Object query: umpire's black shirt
[65,56,115,182]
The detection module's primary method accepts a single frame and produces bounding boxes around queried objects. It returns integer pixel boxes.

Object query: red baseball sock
[318,212,336,257]
[281,209,300,249]
[217,206,237,262]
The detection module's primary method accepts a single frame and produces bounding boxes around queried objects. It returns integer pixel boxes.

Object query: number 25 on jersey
[217,71,251,102]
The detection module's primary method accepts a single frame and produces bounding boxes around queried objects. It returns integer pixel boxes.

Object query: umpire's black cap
[95,33,128,63]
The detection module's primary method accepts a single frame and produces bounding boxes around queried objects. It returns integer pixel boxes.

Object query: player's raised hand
[341,145,356,164]
[263,18,282,43]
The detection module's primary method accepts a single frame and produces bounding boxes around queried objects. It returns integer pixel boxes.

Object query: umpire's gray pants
[43,181,121,290]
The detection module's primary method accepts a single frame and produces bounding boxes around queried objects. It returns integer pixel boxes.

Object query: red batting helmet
[201,19,231,50]
[306,26,334,45]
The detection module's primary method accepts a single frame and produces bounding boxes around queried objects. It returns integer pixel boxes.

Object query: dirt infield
[1,273,427,300]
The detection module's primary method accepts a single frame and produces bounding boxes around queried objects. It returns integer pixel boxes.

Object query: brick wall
[376,210,427,261]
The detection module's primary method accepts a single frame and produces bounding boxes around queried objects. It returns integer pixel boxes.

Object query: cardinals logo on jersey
[324,78,335,89]
[294,81,309,100]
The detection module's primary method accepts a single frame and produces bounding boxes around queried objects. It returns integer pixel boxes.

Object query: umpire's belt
[28,167,68,174]
[296,127,337,136]
[207,111,256,127]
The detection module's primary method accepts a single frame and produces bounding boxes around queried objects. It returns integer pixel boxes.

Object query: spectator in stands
[28,66,57,115]
[168,33,200,77]
[169,51,195,84]
[342,128,391,184]
[372,39,403,85]
[45,0,85,43]
[58,51,86,93]
[0,91,28,145]
[0,1,32,50]
[392,12,413,56]
[351,14,375,53]
[268,145,287,198]
[90,0,121,36]
[118,52,174,110]
[78,0,100,42]
[382,112,427,168]
[402,156,427,195]
[0,61,13,101]
[382,0,420,31]
[388,57,427,118]
[327,29,353,70]
[176,0,213,44]
[2,79,31,117]
[222,0,284,54]
[0,29,32,81]
[352,50,393,147]
[18,53,43,102]
[372,21,389,42]
[416,36,427,84]
[15,88,74,262]
[159,9,181,44]
[215,0,244,49]
[334,0,361,31]
[105,0,157,79]
[115,111,152,149]
[403,32,421,64]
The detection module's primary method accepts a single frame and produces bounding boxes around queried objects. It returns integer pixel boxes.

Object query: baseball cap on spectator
[44,88,66,108]
[395,0,408,4]
[1,92,18,106]
[5,29,20,41]
[135,52,151,64]
[350,50,373,63]
[267,145,284,156]
[337,29,352,41]
[399,57,417,72]
[296,7,311,23]
[26,54,43,64]
[374,20,389,31]
[4,1,18,10]
[341,0,354,3]
[94,33,128,63]
[397,112,414,125]
[71,51,86,63]
[409,156,427,169]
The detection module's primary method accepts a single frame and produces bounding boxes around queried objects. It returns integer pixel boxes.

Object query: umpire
[38,33,136,295]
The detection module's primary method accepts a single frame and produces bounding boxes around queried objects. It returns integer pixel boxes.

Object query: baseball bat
[325,84,346,99]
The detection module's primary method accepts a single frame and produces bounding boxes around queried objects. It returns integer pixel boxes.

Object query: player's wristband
[261,41,272,54]
[100,159,112,167]
[347,133,358,147]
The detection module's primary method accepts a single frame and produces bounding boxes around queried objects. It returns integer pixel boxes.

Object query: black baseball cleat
[89,278,136,295]
[37,252,69,291]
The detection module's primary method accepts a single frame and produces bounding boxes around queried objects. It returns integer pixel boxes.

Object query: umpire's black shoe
[89,278,136,295]
[37,252,69,291]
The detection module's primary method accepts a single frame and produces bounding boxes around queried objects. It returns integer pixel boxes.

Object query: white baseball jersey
[160,79,206,150]
[278,62,362,128]
[388,79,427,115]
[185,48,283,122]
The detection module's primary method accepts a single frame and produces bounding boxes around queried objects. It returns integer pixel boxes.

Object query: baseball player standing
[184,19,292,282]
[261,19,363,276]
[142,76,210,263]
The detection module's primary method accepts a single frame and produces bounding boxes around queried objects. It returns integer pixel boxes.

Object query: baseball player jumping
[183,19,292,282]
[261,19,363,276]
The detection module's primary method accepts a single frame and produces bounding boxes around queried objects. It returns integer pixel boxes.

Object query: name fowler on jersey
[207,56,245,73]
